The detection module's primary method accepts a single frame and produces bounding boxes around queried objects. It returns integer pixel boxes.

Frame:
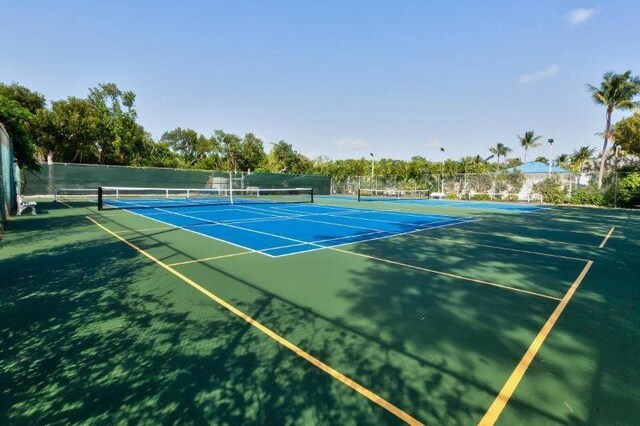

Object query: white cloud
[333,137,367,151]
[519,64,559,84]
[567,8,597,25]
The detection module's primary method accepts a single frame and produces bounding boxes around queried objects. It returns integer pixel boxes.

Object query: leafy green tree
[212,130,242,171]
[161,127,215,165]
[505,158,523,168]
[0,96,39,169]
[535,156,549,165]
[266,141,311,174]
[587,70,640,188]
[87,83,151,165]
[489,143,511,168]
[144,141,187,168]
[571,146,596,173]
[615,172,640,207]
[517,131,542,162]
[0,83,47,168]
[614,112,640,156]
[238,133,266,172]
[34,97,99,163]
[0,83,46,114]
[555,154,572,170]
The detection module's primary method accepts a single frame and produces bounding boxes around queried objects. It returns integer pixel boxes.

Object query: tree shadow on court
[333,205,640,424]
[1,212,402,424]
[492,207,640,424]
[3,205,637,424]
[86,209,578,423]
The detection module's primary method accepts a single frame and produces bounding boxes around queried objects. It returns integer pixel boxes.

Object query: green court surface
[1,198,639,424]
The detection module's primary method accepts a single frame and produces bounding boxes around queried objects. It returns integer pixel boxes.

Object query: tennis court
[1,190,639,424]
[351,190,547,212]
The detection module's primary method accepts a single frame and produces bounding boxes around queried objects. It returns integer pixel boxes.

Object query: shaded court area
[1,198,639,424]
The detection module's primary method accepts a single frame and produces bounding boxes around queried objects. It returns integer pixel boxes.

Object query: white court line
[104,202,472,257]
[291,214,459,234]
[238,203,472,226]
[104,206,277,257]
[103,202,475,258]
[268,219,478,258]
[361,197,549,213]
[273,202,466,219]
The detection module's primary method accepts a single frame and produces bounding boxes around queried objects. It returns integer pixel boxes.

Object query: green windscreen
[0,125,16,233]
[22,163,331,196]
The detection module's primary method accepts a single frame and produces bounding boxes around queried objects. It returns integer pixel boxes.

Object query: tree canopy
[587,70,640,187]
[1,79,639,185]
[614,112,640,156]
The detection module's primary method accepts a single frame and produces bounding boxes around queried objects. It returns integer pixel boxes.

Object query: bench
[430,192,445,199]
[16,195,37,215]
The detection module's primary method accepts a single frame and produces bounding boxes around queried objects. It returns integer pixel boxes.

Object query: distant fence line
[331,171,639,206]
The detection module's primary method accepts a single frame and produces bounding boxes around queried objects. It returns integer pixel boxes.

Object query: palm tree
[489,143,512,168]
[587,70,640,188]
[571,146,596,173]
[556,153,572,170]
[517,131,542,163]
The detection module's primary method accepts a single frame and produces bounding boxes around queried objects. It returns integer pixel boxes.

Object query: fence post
[614,172,619,208]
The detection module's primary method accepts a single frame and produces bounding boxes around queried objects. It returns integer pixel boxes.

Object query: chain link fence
[332,171,640,207]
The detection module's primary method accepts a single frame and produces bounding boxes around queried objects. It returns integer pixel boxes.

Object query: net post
[311,188,314,203]
[229,171,234,205]
[357,188,361,202]
[98,187,103,210]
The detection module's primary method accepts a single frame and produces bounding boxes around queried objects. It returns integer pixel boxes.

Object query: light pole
[439,147,445,192]
[547,138,554,176]
[370,152,375,179]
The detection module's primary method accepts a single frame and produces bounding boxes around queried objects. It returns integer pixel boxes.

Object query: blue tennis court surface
[120,203,474,257]
[321,195,546,211]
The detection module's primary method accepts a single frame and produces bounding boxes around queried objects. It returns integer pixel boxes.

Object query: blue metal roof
[508,161,570,174]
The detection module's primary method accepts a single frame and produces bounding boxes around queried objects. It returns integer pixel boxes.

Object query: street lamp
[439,147,445,192]
[370,152,375,178]
[547,138,554,176]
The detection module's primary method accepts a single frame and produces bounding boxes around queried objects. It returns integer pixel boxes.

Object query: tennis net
[54,187,99,202]
[98,186,314,210]
[357,188,431,202]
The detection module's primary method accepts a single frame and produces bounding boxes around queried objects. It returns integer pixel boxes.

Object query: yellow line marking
[85,216,424,425]
[406,233,589,262]
[331,248,561,302]
[168,251,254,266]
[115,226,176,234]
[479,260,594,425]
[598,226,615,249]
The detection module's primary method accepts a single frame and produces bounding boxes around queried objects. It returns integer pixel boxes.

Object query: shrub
[570,185,606,206]
[471,193,492,201]
[445,192,458,199]
[532,178,567,204]
[506,194,519,202]
[616,172,640,207]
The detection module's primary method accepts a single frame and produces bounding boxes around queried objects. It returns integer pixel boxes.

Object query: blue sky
[2,0,639,161]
